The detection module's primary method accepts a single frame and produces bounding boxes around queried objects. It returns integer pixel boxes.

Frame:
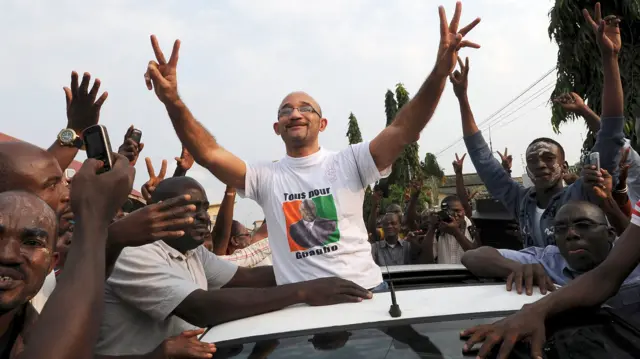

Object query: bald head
[279,92,322,117]
[556,201,607,224]
[0,142,68,215]
[151,177,206,204]
[0,142,61,192]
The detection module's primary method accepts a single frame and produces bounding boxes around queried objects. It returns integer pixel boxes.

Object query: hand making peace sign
[142,157,168,203]
[145,35,181,105]
[452,153,466,174]
[583,2,622,56]
[497,148,513,171]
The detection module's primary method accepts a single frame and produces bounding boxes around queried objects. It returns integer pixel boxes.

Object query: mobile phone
[129,128,142,144]
[588,152,600,171]
[83,125,114,173]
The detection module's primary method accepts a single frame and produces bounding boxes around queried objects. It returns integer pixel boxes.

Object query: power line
[434,67,555,157]
[478,82,555,132]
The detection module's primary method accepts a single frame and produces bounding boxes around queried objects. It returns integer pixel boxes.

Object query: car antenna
[383,258,402,318]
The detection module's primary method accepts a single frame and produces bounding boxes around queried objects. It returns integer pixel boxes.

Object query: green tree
[346,112,363,145]
[548,0,640,150]
[386,84,421,186]
[385,90,398,127]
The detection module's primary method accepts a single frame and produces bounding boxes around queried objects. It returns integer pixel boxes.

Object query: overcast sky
[2,0,591,226]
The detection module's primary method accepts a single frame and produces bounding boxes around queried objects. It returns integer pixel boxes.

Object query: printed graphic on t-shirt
[282,188,340,254]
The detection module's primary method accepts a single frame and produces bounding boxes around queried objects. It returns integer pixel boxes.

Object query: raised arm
[173,146,194,177]
[370,2,480,171]
[455,58,526,217]
[145,35,246,189]
[588,8,625,183]
[211,186,236,255]
[20,155,134,359]
[452,153,473,217]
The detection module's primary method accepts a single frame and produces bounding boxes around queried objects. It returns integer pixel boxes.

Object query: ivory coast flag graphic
[283,194,340,252]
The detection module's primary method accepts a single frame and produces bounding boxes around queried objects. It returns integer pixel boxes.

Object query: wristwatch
[57,129,84,149]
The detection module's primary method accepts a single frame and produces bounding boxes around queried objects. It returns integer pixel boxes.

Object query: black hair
[151,177,204,204]
[527,137,566,161]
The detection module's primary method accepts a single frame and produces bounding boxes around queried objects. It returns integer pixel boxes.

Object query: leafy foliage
[549,0,640,150]
[346,112,363,145]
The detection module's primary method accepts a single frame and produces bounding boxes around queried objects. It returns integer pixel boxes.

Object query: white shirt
[95,242,238,356]
[434,216,475,264]
[31,270,56,313]
[240,142,389,289]
[532,206,545,245]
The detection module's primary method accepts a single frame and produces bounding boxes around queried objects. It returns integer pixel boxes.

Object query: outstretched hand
[553,92,586,114]
[64,71,108,134]
[434,1,481,77]
[145,35,181,105]
[497,148,512,171]
[155,329,217,358]
[583,2,622,56]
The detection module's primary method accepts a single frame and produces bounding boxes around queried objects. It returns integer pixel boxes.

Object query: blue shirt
[498,246,640,308]
[464,116,626,248]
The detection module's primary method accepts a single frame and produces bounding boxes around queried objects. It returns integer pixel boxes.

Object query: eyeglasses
[553,221,607,235]
[278,105,320,118]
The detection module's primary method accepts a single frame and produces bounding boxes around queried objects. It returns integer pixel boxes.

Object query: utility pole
[489,125,493,153]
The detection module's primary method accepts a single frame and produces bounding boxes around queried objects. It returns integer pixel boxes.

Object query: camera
[438,210,453,223]
[83,125,114,173]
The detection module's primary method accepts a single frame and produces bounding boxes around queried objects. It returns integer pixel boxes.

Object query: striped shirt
[218,238,272,268]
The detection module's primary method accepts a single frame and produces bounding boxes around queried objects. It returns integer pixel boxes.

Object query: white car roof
[201,284,546,344]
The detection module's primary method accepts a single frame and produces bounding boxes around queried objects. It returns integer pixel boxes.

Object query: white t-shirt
[240,142,389,289]
[434,216,474,264]
[31,270,56,313]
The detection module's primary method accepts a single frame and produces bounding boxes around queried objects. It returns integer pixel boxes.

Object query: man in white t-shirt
[144,2,480,290]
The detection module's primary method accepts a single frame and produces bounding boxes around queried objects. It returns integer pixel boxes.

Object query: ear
[562,160,569,173]
[49,252,60,274]
[318,118,328,132]
[607,227,617,243]
[273,122,281,136]
[230,236,239,247]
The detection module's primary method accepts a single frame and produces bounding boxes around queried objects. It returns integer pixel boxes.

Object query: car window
[213,309,640,359]
[213,316,513,359]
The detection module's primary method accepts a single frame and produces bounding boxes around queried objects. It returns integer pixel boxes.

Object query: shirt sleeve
[464,131,527,219]
[349,142,391,187]
[197,247,238,289]
[106,246,200,322]
[631,201,640,227]
[497,246,545,265]
[217,239,271,268]
[238,161,275,204]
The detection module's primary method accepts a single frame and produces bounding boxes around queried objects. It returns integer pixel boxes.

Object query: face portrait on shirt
[300,199,318,223]
[274,92,328,149]
[553,201,614,272]
[0,191,58,312]
[153,177,211,253]
[525,139,567,190]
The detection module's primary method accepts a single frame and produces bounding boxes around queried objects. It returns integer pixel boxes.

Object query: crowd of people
[1,1,639,358]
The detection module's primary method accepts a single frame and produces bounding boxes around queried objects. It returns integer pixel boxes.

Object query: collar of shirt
[303,219,314,230]
[380,239,405,248]
[156,241,196,261]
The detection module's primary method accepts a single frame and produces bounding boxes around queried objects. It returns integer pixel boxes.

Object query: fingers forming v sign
[435,2,481,77]
[145,35,181,105]
[449,56,470,98]
[452,153,466,173]
[142,157,168,203]
[497,148,513,170]
[582,2,621,55]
